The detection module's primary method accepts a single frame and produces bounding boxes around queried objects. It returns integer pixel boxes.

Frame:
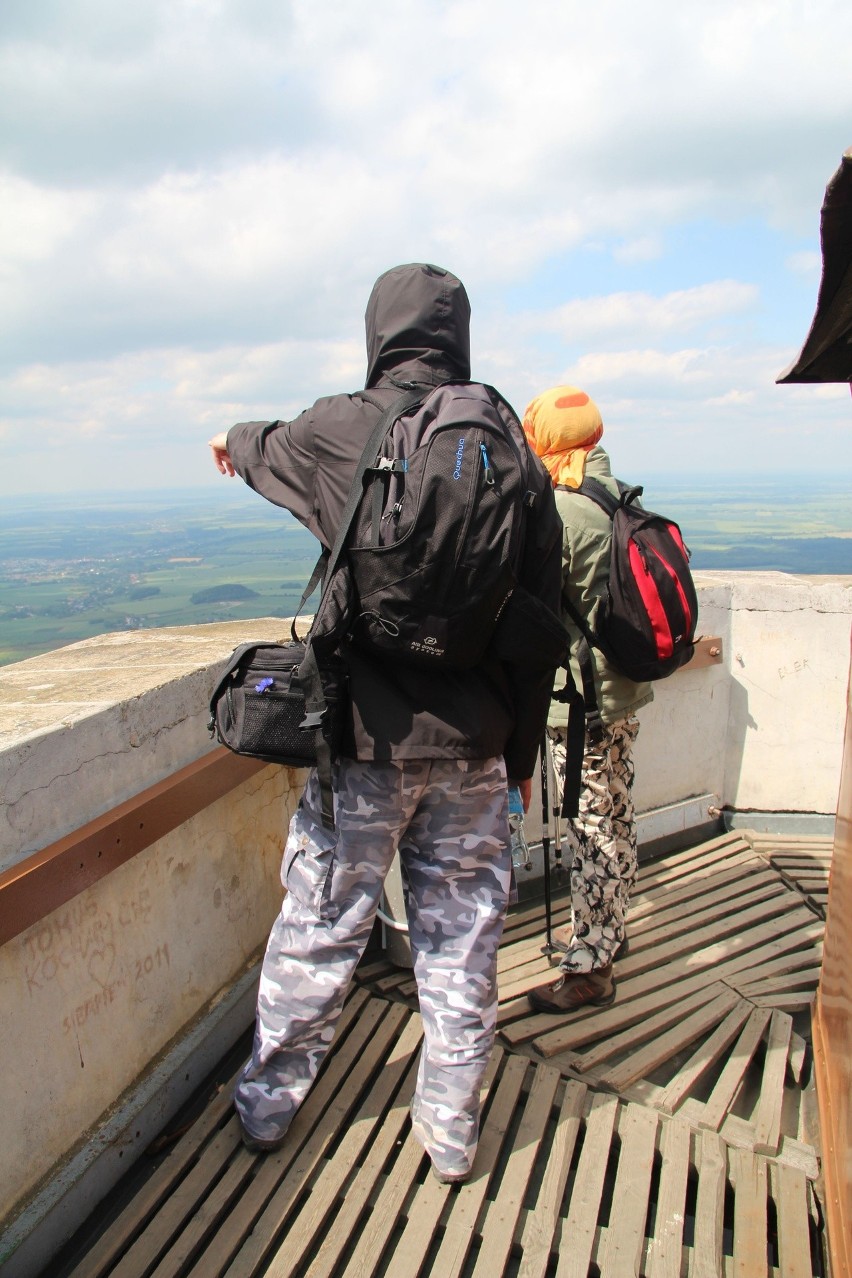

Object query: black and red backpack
[565,476,697,685]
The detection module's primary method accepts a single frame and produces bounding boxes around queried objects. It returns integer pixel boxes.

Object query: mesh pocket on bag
[241,692,317,764]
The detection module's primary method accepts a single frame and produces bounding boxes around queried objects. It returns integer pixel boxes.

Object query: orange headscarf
[522,386,603,489]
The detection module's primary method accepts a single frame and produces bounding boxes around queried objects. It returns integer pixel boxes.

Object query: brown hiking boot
[527,964,616,1013]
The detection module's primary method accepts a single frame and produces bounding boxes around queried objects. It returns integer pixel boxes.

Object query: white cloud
[706,389,756,407]
[1,0,852,489]
[527,283,758,345]
[613,237,665,264]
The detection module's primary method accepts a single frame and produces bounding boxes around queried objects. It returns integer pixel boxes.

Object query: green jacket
[549,446,653,729]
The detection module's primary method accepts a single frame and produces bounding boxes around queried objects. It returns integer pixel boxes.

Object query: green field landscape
[2,476,851,667]
[0,488,320,666]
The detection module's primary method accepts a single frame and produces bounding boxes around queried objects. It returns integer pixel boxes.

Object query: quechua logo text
[453,436,466,480]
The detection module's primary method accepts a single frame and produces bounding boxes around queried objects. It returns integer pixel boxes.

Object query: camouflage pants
[234,756,511,1172]
[548,716,640,973]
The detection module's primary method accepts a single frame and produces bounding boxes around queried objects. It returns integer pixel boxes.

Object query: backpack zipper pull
[480,443,495,486]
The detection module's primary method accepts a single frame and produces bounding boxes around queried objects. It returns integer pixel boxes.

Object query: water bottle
[508,785,531,871]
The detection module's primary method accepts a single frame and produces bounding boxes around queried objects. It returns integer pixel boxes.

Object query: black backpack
[297,379,568,823]
[553,475,697,818]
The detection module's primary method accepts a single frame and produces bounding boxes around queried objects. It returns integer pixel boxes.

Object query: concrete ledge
[0,618,295,868]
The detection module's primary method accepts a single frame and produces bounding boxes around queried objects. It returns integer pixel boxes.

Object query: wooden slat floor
[745,832,833,918]
[60,832,828,1278]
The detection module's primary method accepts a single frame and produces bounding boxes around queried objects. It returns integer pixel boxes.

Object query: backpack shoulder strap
[324,386,427,584]
[299,384,427,827]
[560,475,645,516]
[576,475,620,517]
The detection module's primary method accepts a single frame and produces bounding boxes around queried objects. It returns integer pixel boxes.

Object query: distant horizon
[3,478,849,668]
[5,469,852,506]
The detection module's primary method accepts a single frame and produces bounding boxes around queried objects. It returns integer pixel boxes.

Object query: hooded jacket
[226,263,563,779]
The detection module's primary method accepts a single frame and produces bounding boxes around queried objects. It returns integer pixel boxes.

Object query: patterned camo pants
[548,716,640,973]
[234,756,511,1173]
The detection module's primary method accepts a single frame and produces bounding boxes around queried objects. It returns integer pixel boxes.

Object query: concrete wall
[633,572,732,818]
[0,621,304,1222]
[633,572,852,822]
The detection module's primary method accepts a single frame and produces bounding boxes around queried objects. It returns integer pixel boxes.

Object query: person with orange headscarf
[522,386,653,1013]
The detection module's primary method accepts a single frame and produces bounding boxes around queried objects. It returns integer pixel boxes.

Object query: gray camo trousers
[548,716,640,973]
[234,756,511,1172]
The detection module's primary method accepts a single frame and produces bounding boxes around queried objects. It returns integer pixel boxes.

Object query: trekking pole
[540,736,557,959]
[549,735,564,882]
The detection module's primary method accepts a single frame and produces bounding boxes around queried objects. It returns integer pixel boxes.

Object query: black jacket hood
[364,262,472,389]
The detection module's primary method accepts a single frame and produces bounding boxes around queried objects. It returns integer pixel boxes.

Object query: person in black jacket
[209,263,562,1182]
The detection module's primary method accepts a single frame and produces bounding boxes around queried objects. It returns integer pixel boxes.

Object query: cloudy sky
[2,0,851,497]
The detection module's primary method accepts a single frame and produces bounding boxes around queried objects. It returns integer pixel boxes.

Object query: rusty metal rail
[0,749,267,947]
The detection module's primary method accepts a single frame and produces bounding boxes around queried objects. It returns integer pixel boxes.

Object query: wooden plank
[793,875,831,890]
[524,913,818,1059]
[109,1117,244,1278]
[788,1031,808,1086]
[627,854,768,925]
[635,855,766,913]
[372,970,415,993]
[752,1010,794,1157]
[738,969,821,999]
[700,1008,772,1133]
[424,1055,532,1278]
[636,833,751,885]
[577,982,730,1075]
[647,1117,691,1278]
[730,1147,768,1277]
[554,1093,620,1278]
[658,998,754,1115]
[512,933,808,1062]
[334,1132,425,1278]
[636,845,757,899]
[197,997,406,1278]
[329,1047,502,1278]
[751,994,815,1013]
[354,958,396,981]
[731,944,824,993]
[499,901,573,953]
[748,832,833,848]
[631,875,784,954]
[381,1164,462,1278]
[498,876,789,1015]
[690,1129,726,1278]
[149,1144,258,1278]
[261,1017,424,1278]
[704,1113,819,1181]
[471,1064,562,1278]
[517,1081,588,1278]
[771,1162,815,1278]
[167,1009,411,1278]
[600,986,742,1092]
[66,1070,240,1278]
[599,1103,659,1278]
[298,1068,417,1278]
